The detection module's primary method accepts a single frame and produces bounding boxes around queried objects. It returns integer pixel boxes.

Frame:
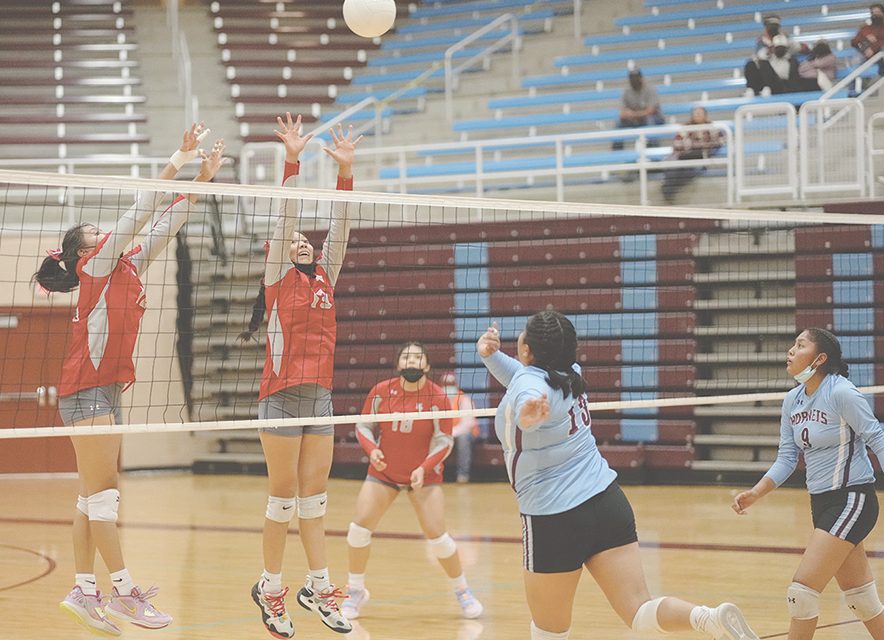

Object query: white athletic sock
[450,573,468,591]
[109,568,135,595]
[309,567,330,593]
[75,573,98,597]
[261,570,283,593]
[530,621,570,639]
[348,572,366,590]
[690,605,715,635]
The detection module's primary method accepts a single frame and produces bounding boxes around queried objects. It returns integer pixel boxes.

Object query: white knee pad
[844,581,884,621]
[297,492,327,519]
[787,582,820,620]
[87,489,120,523]
[347,522,373,548]
[632,597,666,634]
[76,495,88,516]
[530,620,570,639]
[265,496,297,523]
[427,533,458,559]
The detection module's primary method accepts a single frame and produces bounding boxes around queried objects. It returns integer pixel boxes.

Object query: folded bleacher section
[0,0,148,159]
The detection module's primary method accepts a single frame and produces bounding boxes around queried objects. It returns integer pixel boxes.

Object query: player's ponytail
[32,223,89,293]
[524,310,587,399]
[238,282,266,342]
[805,327,849,378]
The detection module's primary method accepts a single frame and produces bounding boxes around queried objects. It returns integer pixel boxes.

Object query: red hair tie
[46,248,63,261]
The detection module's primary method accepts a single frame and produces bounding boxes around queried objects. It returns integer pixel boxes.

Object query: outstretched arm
[265,112,313,286]
[319,123,362,287]
[84,123,209,278]
[130,139,228,273]
[478,323,522,387]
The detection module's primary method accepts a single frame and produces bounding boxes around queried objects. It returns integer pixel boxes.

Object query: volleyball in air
[343,0,397,38]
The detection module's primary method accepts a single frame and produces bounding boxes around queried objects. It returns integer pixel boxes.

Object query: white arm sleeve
[318,198,351,287]
[264,175,300,286]
[83,190,168,278]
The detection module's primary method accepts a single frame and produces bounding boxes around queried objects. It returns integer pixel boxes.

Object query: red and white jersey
[259,263,337,397]
[58,193,192,398]
[259,162,352,398]
[356,377,454,486]
[59,234,146,397]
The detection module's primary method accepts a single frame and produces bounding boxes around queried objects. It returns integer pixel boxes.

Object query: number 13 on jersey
[568,393,591,435]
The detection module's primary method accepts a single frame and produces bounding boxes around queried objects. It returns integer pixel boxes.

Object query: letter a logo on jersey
[311,289,332,310]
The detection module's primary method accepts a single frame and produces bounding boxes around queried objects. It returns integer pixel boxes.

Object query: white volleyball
[343,0,397,38]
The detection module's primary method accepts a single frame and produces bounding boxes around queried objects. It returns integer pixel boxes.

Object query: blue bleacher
[615,0,863,27]
[488,79,745,111]
[336,87,428,105]
[370,46,503,67]
[380,29,522,52]
[410,0,569,19]
[395,9,555,35]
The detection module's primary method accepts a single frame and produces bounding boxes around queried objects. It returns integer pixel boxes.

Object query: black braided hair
[804,327,849,378]
[238,281,266,342]
[523,310,587,399]
[32,223,91,293]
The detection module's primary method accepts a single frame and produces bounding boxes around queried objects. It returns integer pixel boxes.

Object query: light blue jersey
[483,351,617,516]
[765,374,884,494]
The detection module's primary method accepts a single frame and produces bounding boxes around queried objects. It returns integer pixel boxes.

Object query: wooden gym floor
[1,475,882,639]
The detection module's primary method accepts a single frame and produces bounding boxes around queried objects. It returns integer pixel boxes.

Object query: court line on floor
[0,543,57,592]
[0,519,869,637]
[3,515,884,558]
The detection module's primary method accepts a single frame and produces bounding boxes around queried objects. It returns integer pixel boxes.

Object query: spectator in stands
[612,68,664,151]
[852,3,884,73]
[744,34,799,95]
[661,106,725,204]
[440,372,479,483]
[793,40,838,91]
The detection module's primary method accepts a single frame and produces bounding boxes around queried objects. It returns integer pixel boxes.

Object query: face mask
[400,367,425,383]
[295,262,316,277]
[793,356,822,384]
[774,46,788,58]
[443,386,458,396]
[873,15,884,24]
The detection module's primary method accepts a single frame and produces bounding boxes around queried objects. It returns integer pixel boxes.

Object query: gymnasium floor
[1,475,881,639]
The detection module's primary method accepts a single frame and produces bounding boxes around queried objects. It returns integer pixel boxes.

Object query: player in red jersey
[33,123,226,636]
[244,113,360,638]
[341,342,484,621]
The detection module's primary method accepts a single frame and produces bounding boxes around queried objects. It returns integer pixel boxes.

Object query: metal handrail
[444,13,520,122]
[820,50,884,100]
[337,122,733,205]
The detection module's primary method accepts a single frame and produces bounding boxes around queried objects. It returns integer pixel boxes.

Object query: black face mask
[295,262,316,277]
[400,368,425,383]
[873,15,884,24]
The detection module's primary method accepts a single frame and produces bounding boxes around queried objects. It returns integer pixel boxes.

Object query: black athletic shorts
[811,482,879,545]
[520,481,638,573]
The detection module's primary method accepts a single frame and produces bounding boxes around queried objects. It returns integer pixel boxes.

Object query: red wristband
[283,161,300,181]
[336,175,353,191]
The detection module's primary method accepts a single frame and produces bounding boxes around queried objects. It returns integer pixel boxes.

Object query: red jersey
[356,377,454,486]
[258,162,353,399]
[259,264,337,398]
[59,233,146,397]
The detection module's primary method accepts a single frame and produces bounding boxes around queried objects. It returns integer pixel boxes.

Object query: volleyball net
[1,168,883,451]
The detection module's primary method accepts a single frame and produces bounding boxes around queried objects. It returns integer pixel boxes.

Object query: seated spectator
[661,106,725,204]
[852,3,884,72]
[612,68,664,151]
[745,34,799,95]
[793,40,838,91]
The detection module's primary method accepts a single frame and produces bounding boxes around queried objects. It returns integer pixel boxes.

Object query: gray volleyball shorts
[258,383,335,437]
[58,384,124,426]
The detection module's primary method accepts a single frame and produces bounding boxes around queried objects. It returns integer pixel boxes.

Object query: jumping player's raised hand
[323,123,363,178]
[369,448,387,472]
[519,394,550,429]
[476,322,501,358]
[197,138,228,182]
[274,112,314,161]
[731,489,759,515]
[181,121,209,153]
[410,466,425,490]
